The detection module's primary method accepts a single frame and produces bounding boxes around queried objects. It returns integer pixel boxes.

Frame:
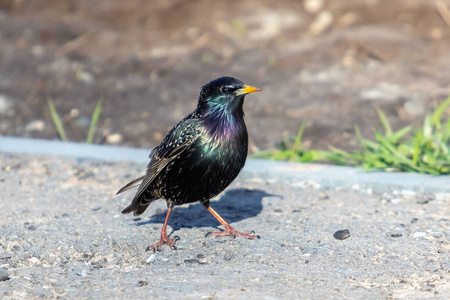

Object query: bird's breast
[160,123,248,204]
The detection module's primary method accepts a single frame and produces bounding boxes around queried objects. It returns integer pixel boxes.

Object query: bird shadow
[131,188,278,231]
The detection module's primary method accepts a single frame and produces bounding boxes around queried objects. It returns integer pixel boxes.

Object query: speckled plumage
[117,77,261,251]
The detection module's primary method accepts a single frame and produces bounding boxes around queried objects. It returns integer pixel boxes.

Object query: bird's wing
[125,118,201,202]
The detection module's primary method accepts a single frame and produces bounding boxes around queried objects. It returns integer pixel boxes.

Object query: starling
[117,77,261,251]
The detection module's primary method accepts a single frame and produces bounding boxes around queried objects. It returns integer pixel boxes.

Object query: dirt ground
[1,0,450,152]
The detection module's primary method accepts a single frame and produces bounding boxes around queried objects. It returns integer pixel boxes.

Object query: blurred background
[1,0,450,152]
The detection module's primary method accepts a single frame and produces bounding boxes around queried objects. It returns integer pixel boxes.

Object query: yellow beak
[235,85,262,96]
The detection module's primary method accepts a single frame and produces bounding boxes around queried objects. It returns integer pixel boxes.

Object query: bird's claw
[145,236,178,252]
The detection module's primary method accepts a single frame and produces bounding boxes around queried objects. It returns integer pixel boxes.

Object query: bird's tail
[122,195,157,216]
[117,173,158,216]
[116,173,145,195]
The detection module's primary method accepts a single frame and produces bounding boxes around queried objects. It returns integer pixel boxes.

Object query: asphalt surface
[0,138,449,299]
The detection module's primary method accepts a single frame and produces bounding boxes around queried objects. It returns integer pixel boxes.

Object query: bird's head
[196,77,261,119]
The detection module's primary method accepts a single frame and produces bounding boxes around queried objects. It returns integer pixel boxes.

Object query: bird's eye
[221,86,231,94]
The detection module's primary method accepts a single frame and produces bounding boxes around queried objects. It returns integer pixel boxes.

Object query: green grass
[47,97,103,144]
[85,98,103,144]
[47,98,67,141]
[252,120,330,163]
[253,96,450,175]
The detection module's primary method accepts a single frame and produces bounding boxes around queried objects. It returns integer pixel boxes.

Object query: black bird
[117,77,261,251]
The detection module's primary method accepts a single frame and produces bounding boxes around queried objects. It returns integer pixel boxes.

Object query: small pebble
[76,70,94,84]
[318,193,329,200]
[308,10,334,36]
[400,190,416,199]
[351,184,360,191]
[106,133,123,144]
[0,95,12,114]
[138,280,148,287]
[333,229,351,240]
[70,108,80,118]
[381,192,392,200]
[146,254,157,263]
[391,198,401,204]
[416,199,429,205]
[390,233,402,238]
[304,0,324,14]
[0,268,10,281]
[360,84,403,102]
[25,120,45,133]
[28,257,39,263]
[414,232,427,238]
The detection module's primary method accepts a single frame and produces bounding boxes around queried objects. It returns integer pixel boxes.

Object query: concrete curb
[1,136,449,194]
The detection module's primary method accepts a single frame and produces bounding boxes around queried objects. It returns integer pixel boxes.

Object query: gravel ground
[0,152,449,299]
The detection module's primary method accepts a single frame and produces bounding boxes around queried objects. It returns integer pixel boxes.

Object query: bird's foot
[206,224,260,240]
[145,235,180,252]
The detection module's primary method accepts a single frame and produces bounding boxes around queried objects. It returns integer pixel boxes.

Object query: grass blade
[423,116,432,138]
[376,108,392,137]
[412,130,422,164]
[47,98,67,141]
[86,97,103,144]
[376,133,421,172]
[289,121,306,161]
[431,96,450,128]
[444,119,450,143]
[389,125,411,142]
[355,125,379,150]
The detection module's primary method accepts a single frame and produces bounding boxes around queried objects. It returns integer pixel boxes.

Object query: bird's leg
[146,207,178,252]
[203,205,260,239]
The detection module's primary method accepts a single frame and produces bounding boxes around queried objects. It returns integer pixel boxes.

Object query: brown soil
[1,0,450,152]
